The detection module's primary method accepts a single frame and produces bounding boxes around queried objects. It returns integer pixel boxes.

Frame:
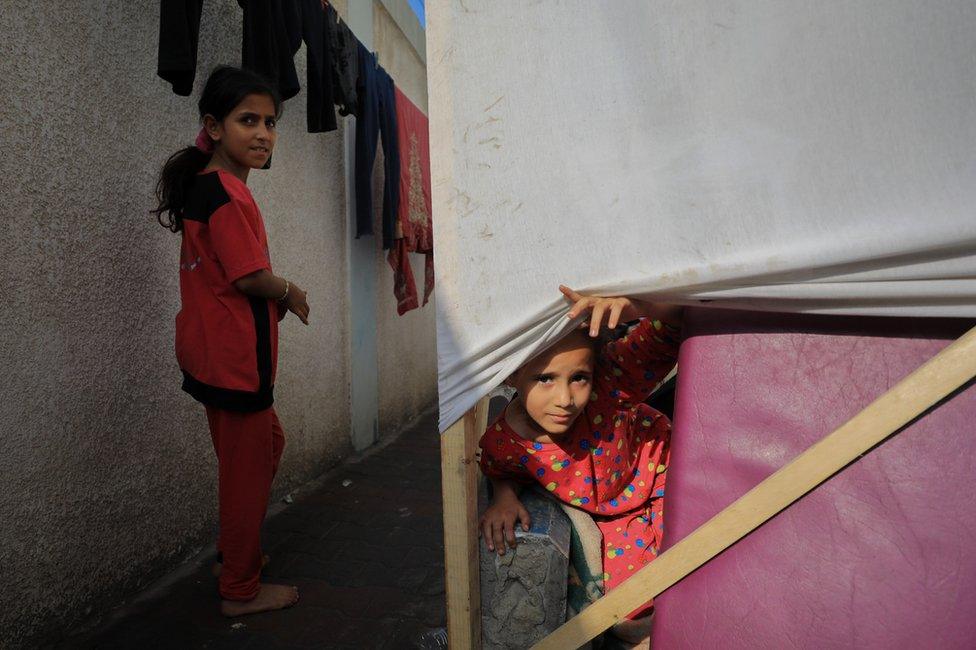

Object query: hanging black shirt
[355,44,400,248]
[158,0,205,96]
[238,0,302,101]
[326,5,360,117]
[297,0,338,132]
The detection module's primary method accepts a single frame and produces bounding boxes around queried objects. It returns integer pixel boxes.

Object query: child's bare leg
[220,583,300,617]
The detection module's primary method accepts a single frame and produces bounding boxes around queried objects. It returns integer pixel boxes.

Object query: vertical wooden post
[441,397,489,649]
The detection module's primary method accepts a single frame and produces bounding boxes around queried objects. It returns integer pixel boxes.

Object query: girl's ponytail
[152,66,281,232]
[153,145,210,232]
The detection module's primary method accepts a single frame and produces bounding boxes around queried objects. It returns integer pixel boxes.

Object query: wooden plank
[441,396,490,649]
[533,325,976,650]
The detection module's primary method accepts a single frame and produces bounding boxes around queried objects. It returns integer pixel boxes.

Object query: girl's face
[206,93,278,171]
[511,332,595,438]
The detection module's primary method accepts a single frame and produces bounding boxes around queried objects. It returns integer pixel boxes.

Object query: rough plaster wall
[0,1,349,646]
[373,1,439,435]
[376,2,429,114]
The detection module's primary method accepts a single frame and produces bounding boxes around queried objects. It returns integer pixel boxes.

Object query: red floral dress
[479,318,679,595]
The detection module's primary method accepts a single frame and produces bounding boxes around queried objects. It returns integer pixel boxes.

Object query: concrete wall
[0,0,431,646]
[373,2,439,435]
[333,0,437,439]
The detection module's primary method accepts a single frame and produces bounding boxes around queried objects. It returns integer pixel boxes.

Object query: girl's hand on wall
[560,285,683,336]
[284,282,310,325]
[479,492,531,556]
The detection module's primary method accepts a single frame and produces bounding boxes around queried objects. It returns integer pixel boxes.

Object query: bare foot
[212,554,270,578]
[220,583,299,617]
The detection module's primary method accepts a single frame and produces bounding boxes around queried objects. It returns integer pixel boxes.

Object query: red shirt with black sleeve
[175,169,280,411]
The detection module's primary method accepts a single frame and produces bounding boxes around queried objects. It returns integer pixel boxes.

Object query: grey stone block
[480,488,572,650]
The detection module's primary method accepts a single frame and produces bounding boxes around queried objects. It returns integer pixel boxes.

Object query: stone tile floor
[66,410,448,650]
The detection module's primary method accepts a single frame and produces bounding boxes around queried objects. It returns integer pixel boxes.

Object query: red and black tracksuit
[176,169,285,601]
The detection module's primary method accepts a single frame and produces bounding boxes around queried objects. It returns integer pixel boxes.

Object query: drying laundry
[296,0,337,132]
[354,42,400,248]
[238,0,301,101]
[387,86,434,314]
[157,0,205,96]
[327,4,360,117]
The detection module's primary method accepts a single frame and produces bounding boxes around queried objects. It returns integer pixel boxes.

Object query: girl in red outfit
[479,286,682,633]
[153,66,309,617]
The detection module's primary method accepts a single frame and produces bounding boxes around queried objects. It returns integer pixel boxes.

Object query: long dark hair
[153,66,282,232]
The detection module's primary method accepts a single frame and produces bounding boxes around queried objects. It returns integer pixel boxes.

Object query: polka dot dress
[480,318,679,597]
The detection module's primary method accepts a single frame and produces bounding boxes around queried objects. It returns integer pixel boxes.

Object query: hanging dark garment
[158,0,205,96]
[326,5,360,117]
[297,0,337,132]
[354,44,400,249]
[238,0,302,101]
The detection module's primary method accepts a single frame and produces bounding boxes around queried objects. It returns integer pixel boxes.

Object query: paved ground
[65,409,448,650]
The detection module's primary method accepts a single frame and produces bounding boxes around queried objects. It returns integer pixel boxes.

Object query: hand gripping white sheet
[428,0,976,430]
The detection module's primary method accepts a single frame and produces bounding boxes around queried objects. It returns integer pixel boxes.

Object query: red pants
[205,406,285,601]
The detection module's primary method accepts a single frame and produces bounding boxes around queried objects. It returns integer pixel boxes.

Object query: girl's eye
[535,375,554,384]
[572,375,591,384]
[242,116,256,125]
[266,119,277,129]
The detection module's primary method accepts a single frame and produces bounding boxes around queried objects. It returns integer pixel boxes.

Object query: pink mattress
[652,309,976,649]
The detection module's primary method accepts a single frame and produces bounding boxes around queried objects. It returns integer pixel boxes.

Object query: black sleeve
[327,6,360,117]
[157,0,204,96]
[376,67,400,250]
[239,0,301,101]
[298,0,337,132]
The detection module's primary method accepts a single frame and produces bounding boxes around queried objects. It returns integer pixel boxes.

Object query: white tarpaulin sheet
[428,0,976,430]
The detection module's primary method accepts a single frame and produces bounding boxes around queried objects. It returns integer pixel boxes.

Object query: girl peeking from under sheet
[478,285,682,628]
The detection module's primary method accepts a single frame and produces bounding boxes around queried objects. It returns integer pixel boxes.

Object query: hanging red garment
[388,85,434,315]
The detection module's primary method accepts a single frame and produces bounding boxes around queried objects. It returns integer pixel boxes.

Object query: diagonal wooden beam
[533,325,976,650]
